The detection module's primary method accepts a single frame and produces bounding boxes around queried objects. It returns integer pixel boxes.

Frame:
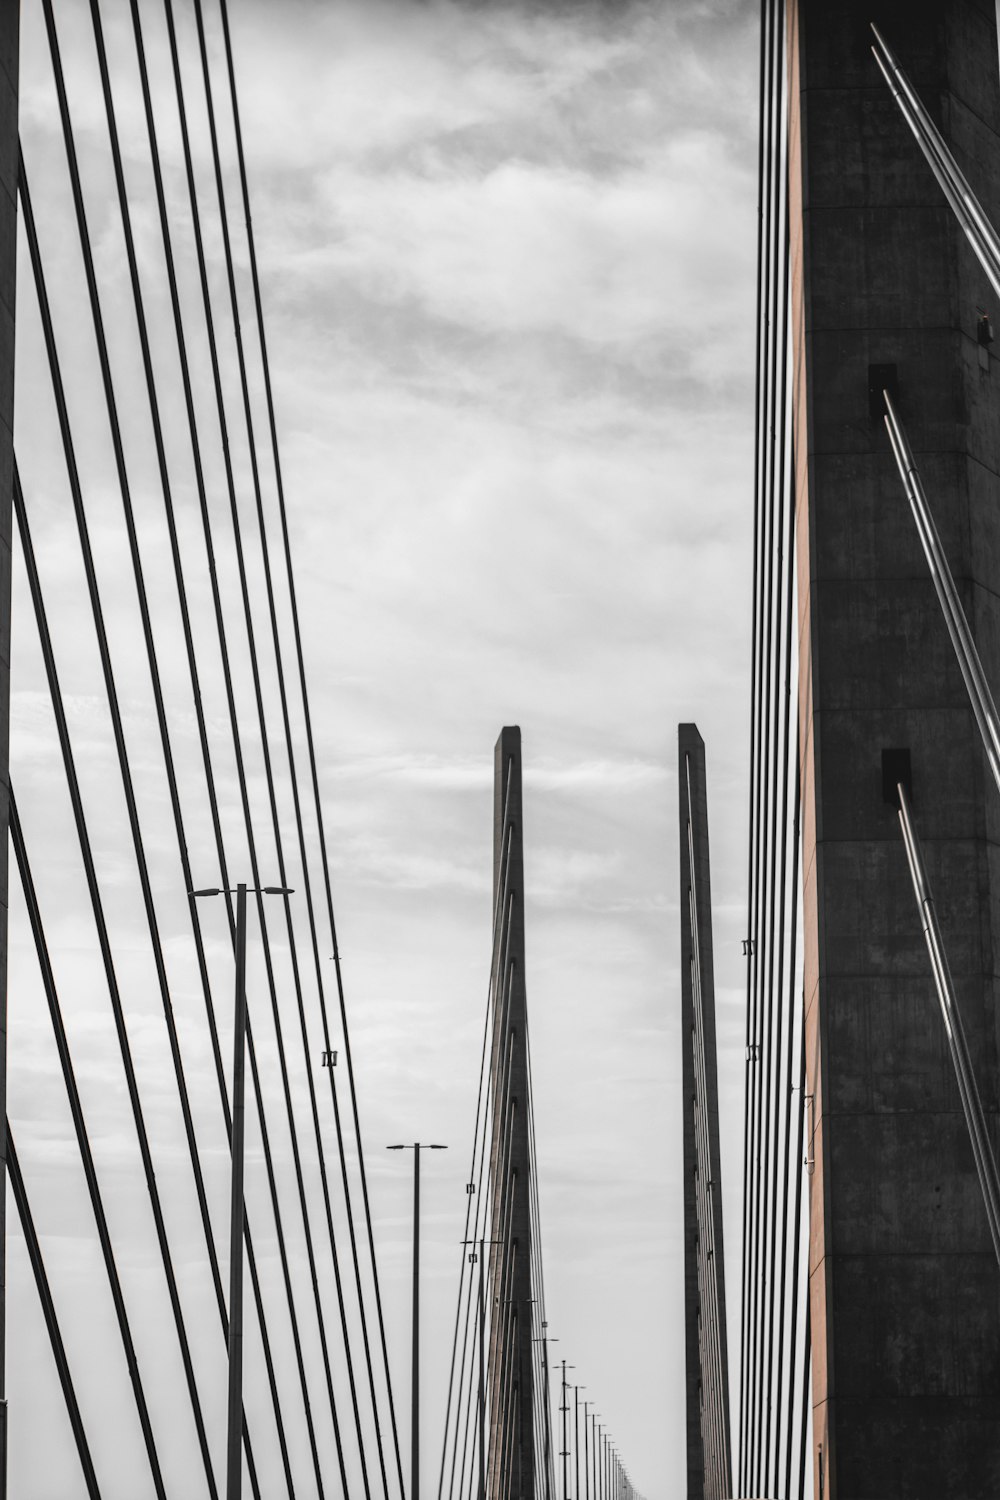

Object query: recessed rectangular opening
[868,362,898,422]
[882,747,912,808]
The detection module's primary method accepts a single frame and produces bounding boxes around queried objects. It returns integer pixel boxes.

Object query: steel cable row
[10,1,401,1494]
[738,2,811,1495]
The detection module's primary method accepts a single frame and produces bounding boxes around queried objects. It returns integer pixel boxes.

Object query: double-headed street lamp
[386,1141,447,1500]
[191,882,292,1500]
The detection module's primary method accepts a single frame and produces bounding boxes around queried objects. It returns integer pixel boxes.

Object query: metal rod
[413,1141,421,1500]
[871,25,1000,298]
[596,1424,601,1500]
[583,1402,589,1500]
[542,1337,552,1500]
[227,882,247,1500]
[883,390,1000,794]
[897,784,1000,1265]
[561,1362,568,1500]
[478,1238,486,1500]
[384,1142,445,1499]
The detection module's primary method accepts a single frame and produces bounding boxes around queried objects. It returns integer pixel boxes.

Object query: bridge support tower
[788,3,1000,1494]
[678,725,731,1500]
[488,727,535,1499]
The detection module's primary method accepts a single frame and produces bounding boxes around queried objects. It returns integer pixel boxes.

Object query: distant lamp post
[462,1236,502,1500]
[582,1398,591,1500]
[387,1141,447,1500]
[559,1360,575,1500]
[532,1333,558,1500]
[593,1417,602,1500]
[190,882,292,1500]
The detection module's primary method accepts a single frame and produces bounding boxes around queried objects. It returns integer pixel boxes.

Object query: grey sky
[8,2,760,1496]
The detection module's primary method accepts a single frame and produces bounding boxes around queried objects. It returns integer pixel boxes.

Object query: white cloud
[9,2,761,1496]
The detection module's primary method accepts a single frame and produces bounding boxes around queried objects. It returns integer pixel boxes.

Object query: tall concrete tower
[679,725,731,1500]
[488,727,535,1499]
[788,4,1000,1495]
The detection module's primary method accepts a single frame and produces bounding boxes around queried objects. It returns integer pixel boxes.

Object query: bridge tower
[0,6,17,1488]
[487,727,535,1498]
[789,4,1000,1495]
[678,725,731,1500]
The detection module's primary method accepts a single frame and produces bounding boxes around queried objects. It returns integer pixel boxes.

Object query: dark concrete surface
[789,2,1000,1495]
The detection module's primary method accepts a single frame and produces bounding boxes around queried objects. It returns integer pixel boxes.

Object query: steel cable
[9,787,166,1499]
[213,7,406,1483]
[7,1120,103,1500]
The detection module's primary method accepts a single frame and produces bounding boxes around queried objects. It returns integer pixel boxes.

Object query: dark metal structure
[679,725,731,1500]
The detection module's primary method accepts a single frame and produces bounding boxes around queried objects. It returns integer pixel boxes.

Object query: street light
[592,1416,601,1500]
[559,1360,575,1500]
[190,882,292,1500]
[462,1236,503,1500]
[582,1398,592,1500]
[386,1141,447,1500]
[532,1334,558,1500]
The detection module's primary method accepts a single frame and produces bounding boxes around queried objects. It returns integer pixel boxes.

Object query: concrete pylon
[679,726,731,1500]
[487,727,534,1499]
[788,4,1000,1495]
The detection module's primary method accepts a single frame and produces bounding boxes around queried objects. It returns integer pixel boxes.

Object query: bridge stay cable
[880,391,1000,1258]
[6,1120,103,1500]
[747,0,785,1478]
[187,10,389,1487]
[23,10,327,1492]
[438,777,512,1500]
[15,133,214,1491]
[442,860,516,1498]
[738,1,812,1494]
[8,2,404,1492]
[441,735,644,1500]
[165,2,381,1488]
[738,0,777,1484]
[9,787,168,1498]
[155,8,353,1489]
[213,3,407,1488]
[90,0,337,1483]
[40,0,307,1486]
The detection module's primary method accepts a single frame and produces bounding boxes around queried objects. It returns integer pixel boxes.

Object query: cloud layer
[8,2,760,1496]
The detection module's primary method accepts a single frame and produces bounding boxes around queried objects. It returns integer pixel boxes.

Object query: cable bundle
[10,2,402,1494]
[737,2,810,1496]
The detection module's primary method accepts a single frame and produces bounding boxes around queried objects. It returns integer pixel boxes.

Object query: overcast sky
[7,2,760,1496]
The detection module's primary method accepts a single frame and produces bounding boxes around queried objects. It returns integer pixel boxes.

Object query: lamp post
[190,882,292,1500]
[559,1360,574,1500]
[462,1236,502,1500]
[594,1420,601,1500]
[532,1332,557,1500]
[582,1400,591,1500]
[387,1141,447,1500]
